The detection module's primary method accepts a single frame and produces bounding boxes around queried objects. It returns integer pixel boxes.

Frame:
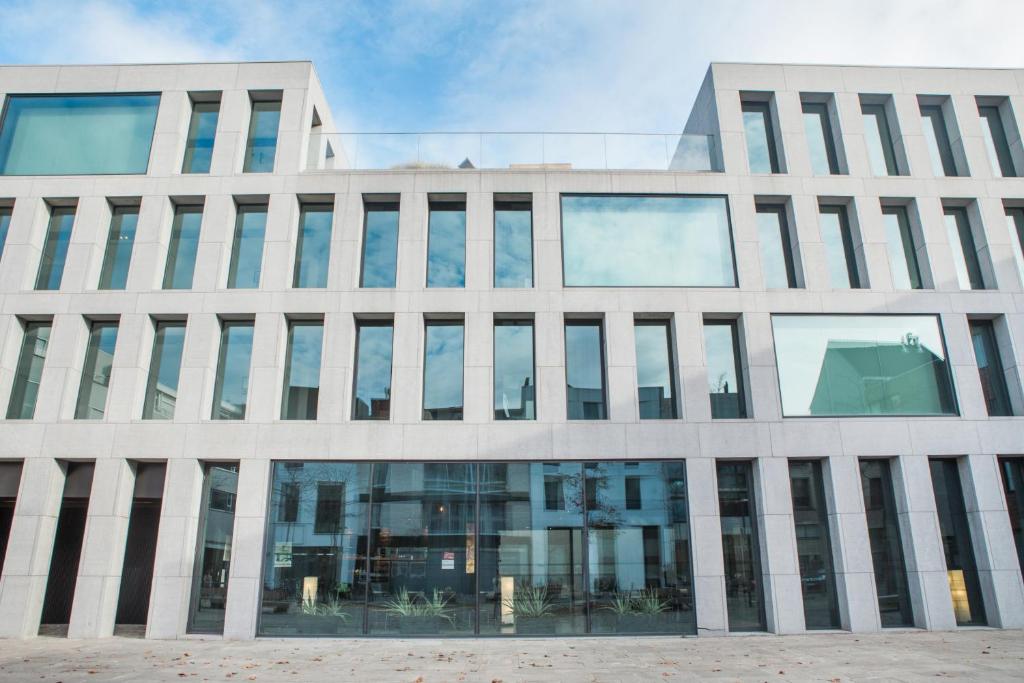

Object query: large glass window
[293,203,333,288]
[6,321,50,419]
[561,195,735,287]
[0,205,11,261]
[142,321,186,420]
[998,457,1024,576]
[930,459,987,626]
[634,321,677,419]
[819,204,861,289]
[882,205,923,290]
[943,206,986,290]
[98,205,138,290]
[0,94,159,175]
[189,463,238,634]
[704,320,746,419]
[211,321,254,420]
[788,460,839,629]
[35,206,75,290]
[978,103,1017,177]
[920,102,959,177]
[281,321,323,420]
[243,98,281,173]
[163,204,203,290]
[741,99,780,173]
[494,200,533,288]
[772,314,957,417]
[74,321,118,419]
[423,321,464,420]
[861,100,900,176]
[181,99,219,174]
[756,204,796,288]
[565,320,607,420]
[352,321,394,420]
[494,320,535,420]
[717,460,765,632]
[1007,208,1024,286]
[226,204,267,289]
[426,200,466,288]
[360,200,399,288]
[802,100,840,175]
[969,319,1014,417]
[860,459,914,627]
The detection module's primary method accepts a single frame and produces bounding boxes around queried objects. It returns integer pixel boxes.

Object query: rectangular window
[756,203,797,288]
[741,98,781,173]
[943,206,985,290]
[861,100,900,176]
[998,457,1024,577]
[772,314,958,417]
[704,319,746,419]
[1007,207,1024,286]
[278,481,299,523]
[211,321,254,420]
[717,460,765,631]
[426,199,466,287]
[6,321,50,419]
[494,199,533,288]
[860,459,913,627]
[226,203,267,289]
[0,204,11,261]
[142,321,186,420]
[920,101,960,177]
[352,321,394,420]
[189,463,237,633]
[544,474,566,510]
[313,482,344,534]
[624,475,642,510]
[360,199,399,288]
[0,94,159,175]
[881,205,923,290]
[788,460,840,629]
[74,321,118,419]
[969,319,1015,417]
[819,204,861,289]
[978,102,1018,177]
[35,205,75,290]
[634,320,677,419]
[930,459,987,626]
[561,195,735,287]
[802,100,840,175]
[243,97,281,173]
[181,98,219,174]
[97,205,138,290]
[565,320,607,420]
[281,320,323,420]
[292,203,332,288]
[163,204,203,289]
[423,320,464,420]
[494,319,535,420]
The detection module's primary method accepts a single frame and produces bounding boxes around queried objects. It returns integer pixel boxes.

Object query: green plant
[599,592,634,615]
[382,588,418,617]
[300,593,319,615]
[633,588,670,615]
[318,596,351,621]
[383,588,454,622]
[503,582,555,618]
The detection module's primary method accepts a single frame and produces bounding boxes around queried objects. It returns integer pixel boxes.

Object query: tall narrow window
[211,320,254,420]
[494,199,533,287]
[565,320,607,420]
[352,320,393,420]
[789,460,840,629]
[998,457,1024,576]
[969,319,1014,416]
[243,97,281,173]
[741,99,780,173]
[882,205,923,290]
[426,199,466,287]
[163,204,203,290]
[1005,207,1024,286]
[181,98,219,174]
[861,100,900,176]
[35,205,75,290]
[494,319,535,420]
[802,100,840,175]
[74,321,118,419]
[756,204,796,288]
[360,199,399,288]
[142,321,186,420]
[423,320,464,420]
[860,459,913,626]
[704,319,746,419]
[189,463,237,633]
[6,321,50,419]
[634,320,677,419]
[930,459,987,626]
[920,102,959,176]
[943,206,985,290]
[819,204,861,289]
[978,102,1018,177]
[717,460,765,631]
[226,203,267,289]
[281,320,323,420]
[0,204,11,262]
[292,203,332,288]
[98,205,138,290]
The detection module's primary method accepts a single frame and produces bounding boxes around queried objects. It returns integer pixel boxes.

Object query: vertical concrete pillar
[223,459,271,640]
[753,457,804,633]
[688,458,728,635]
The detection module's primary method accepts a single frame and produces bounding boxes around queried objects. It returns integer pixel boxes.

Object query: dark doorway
[39,462,94,631]
[115,463,166,630]
[0,461,22,575]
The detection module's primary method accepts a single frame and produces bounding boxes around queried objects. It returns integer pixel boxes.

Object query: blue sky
[0,0,1019,134]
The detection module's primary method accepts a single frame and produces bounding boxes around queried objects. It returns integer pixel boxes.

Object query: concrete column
[0,458,65,637]
[67,458,135,638]
[688,458,727,635]
[223,459,270,640]
[753,457,803,633]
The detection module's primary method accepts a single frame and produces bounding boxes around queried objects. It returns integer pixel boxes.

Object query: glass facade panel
[1007,208,1024,286]
[819,205,860,289]
[35,206,75,290]
[74,321,118,419]
[565,321,607,420]
[978,105,1017,177]
[6,322,50,419]
[243,99,281,173]
[142,321,186,420]
[423,321,464,420]
[717,461,765,631]
[998,458,1024,576]
[862,102,900,176]
[741,100,779,173]
[969,319,1014,417]
[943,207,985,290]
[226,204,267,289]
[788,460,839,629]
[802,101,839,175]
[860,459,914,627]
[163,205,203,289]
[293,203,333,288]
[882,206,923,290]
[0,94,159,175]
[494,320,535,420]
[494,201,533,288]
[360,202,399,288]
[772,314,957,417]
[281,321,323,420]
[98,206,138,290]
[211,321,254,420]
[426,201,466,288]
[189,463,237,634]
[920,104,958,176]
[634,321,677,419]
[352,322,394,420]
[704,320,746,419]
[561,195,735,287]
[0,206,10,261]
[182,100,219,174]
[756,204,796,288]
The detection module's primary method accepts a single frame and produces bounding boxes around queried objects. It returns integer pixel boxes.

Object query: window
[226,203,267,289]
[717,460,765,631]
[544,474,566,511]
[861,100,901,176]
[293,203,332,288]
[426,199,466,287]
[243,96,281,173]
[802,100,840,175]
[281,320,323,420]
[772,314,958,417]
[142,321,186,420]
[494,319,535,420]
[919,100,960,176]
[634,320,677,419]
[182,98,219,174]
[0,204,11,261]
[360,199,399,288]
[943,206,986,290]
[704,319,746,419]
[0,94,159,175]
[560,195,735,287]
[278,481,299,523]
[860,459,913,627]
[163,204,203,289]
[1007,207,1024,286]
[6,321,50,419]
[969,319,1015,416]
[189,463,238,633]
[741,98,781,173]
[624,475,642,510]
[998,458,1024,577]
[819,204,861,289]
[881,205,923,290]
[977,101,1018,177]
[211,321,254,420]
[352,321,394,420]
[74,321,118,419]
[423,321,464,420]
[98,205,138,290]
[930,459,987,626]
[313,482,344,534]
[35,205,75,290]
[494,199,533,287]
[788,460,839,630]
[565,320,607,420]
[756,204,797,288]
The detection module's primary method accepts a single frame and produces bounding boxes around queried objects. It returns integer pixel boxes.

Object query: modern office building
[0,60,1021,640]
